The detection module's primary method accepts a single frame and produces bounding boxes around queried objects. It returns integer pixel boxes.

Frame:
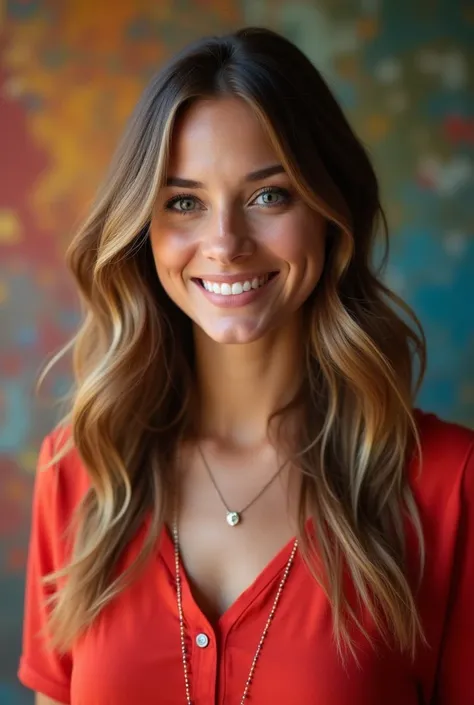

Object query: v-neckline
[159,519,311,632]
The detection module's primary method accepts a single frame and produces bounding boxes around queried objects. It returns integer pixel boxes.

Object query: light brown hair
[39,26,426,661]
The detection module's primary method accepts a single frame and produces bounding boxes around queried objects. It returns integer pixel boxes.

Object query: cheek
[267,210,326,266]
[149,227,197,282]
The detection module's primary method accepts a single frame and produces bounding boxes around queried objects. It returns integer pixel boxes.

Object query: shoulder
[413,408,474,474]
[37,424,90,495]
[414,408,474,462]
[410,408,474,517]
[33,425,91,553]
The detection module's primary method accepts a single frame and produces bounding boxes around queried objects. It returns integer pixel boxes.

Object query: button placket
[194,627,217,704]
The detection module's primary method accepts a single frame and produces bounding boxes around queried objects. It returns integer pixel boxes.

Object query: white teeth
[201,275,272,295]
[231,282,243,295]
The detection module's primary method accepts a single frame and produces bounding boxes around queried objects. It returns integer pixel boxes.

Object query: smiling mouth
[195,272,279,296]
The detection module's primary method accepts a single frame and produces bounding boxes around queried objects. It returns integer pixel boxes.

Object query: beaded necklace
[172,518,298,704]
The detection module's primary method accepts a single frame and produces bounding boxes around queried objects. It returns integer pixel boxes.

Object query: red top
[18,410,474,704]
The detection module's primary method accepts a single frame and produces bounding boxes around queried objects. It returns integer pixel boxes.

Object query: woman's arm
[36,694,67,705]
[17,435,73,702]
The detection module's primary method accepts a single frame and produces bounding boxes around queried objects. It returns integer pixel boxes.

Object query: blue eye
[252,187,291,207]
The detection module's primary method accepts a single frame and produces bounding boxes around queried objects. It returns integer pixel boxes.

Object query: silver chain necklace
[197,444,288,527]
[172,514,298,705]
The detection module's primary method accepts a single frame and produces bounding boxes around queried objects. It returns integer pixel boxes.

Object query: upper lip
[192,271,278,284]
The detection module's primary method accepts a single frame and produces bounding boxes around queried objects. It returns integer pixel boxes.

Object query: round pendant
[226,511,241,527]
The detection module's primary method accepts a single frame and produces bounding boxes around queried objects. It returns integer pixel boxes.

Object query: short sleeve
[434,439,474,704]
[17,434,73,703]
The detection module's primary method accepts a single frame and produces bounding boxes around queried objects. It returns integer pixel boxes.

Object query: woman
[18,26,473,705]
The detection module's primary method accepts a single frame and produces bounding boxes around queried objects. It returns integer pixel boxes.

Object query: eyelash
[164,186,292,215]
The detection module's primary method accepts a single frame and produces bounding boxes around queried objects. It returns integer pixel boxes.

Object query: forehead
[167,97,278,176]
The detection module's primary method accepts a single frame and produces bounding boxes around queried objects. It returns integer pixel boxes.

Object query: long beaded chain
[172,518,298,704]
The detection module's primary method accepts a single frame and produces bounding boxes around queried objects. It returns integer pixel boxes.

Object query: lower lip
[193,275,279,308]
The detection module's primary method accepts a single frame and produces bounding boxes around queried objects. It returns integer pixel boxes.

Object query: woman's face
[150,97,326,344]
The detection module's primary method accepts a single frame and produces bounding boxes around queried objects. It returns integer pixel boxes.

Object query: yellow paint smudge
[367,114,391,141]
[18,450,39,473]
[0,210,22,244]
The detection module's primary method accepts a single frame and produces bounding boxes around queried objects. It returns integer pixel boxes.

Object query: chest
[173,457,302,623]
[72,550,430,705]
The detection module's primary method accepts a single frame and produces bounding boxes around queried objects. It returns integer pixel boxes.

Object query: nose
[200,207,254,264]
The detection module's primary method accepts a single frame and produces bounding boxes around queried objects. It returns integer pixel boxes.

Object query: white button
[196,633,209,648]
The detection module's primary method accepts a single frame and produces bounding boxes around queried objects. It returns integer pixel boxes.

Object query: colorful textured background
[1,1,473,702]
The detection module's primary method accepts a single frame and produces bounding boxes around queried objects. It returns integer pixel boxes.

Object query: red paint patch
[0,353,23,375]
[444,115,474,144]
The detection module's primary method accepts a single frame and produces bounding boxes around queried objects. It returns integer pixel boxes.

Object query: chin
[199,318,270,345]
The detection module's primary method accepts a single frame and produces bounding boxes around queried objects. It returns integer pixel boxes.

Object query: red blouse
[18,410,474,704]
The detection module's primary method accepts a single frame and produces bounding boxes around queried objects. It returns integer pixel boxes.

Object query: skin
[150,96,326,447]
[149,97,328,623]
[36,695,65,705]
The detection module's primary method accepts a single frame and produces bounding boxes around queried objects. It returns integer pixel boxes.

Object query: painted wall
[1,1,473,702]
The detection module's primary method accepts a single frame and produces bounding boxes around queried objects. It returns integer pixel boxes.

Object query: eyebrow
[165,164,285,188]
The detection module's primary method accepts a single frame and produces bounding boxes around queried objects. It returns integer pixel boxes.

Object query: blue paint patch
[408,256,474,347]
[6,0,41,20]
[0,682,32,705]
[417,374,456,419]
[58,309,81,332]
[52,376,72,398]
[389,224,448,281]
[419,323,457,371]
[333,79,358,110]
[0,382,30,454]
[423,92,474,119]
[396,182,442,216]
[0,684,16,705]
[15,325,37,347]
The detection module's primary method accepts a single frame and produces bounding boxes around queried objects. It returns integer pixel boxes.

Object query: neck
[191,316,305,449]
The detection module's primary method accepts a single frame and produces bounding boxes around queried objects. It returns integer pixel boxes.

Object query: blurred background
[0,0,473,702]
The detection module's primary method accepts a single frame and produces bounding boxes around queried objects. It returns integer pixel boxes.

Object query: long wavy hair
[39,26,427,660]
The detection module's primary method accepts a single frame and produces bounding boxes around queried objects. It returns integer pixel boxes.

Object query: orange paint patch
[356,17,379,40]
[367,114,391,141]
[334,55,359,80]
[36,267,55,287]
